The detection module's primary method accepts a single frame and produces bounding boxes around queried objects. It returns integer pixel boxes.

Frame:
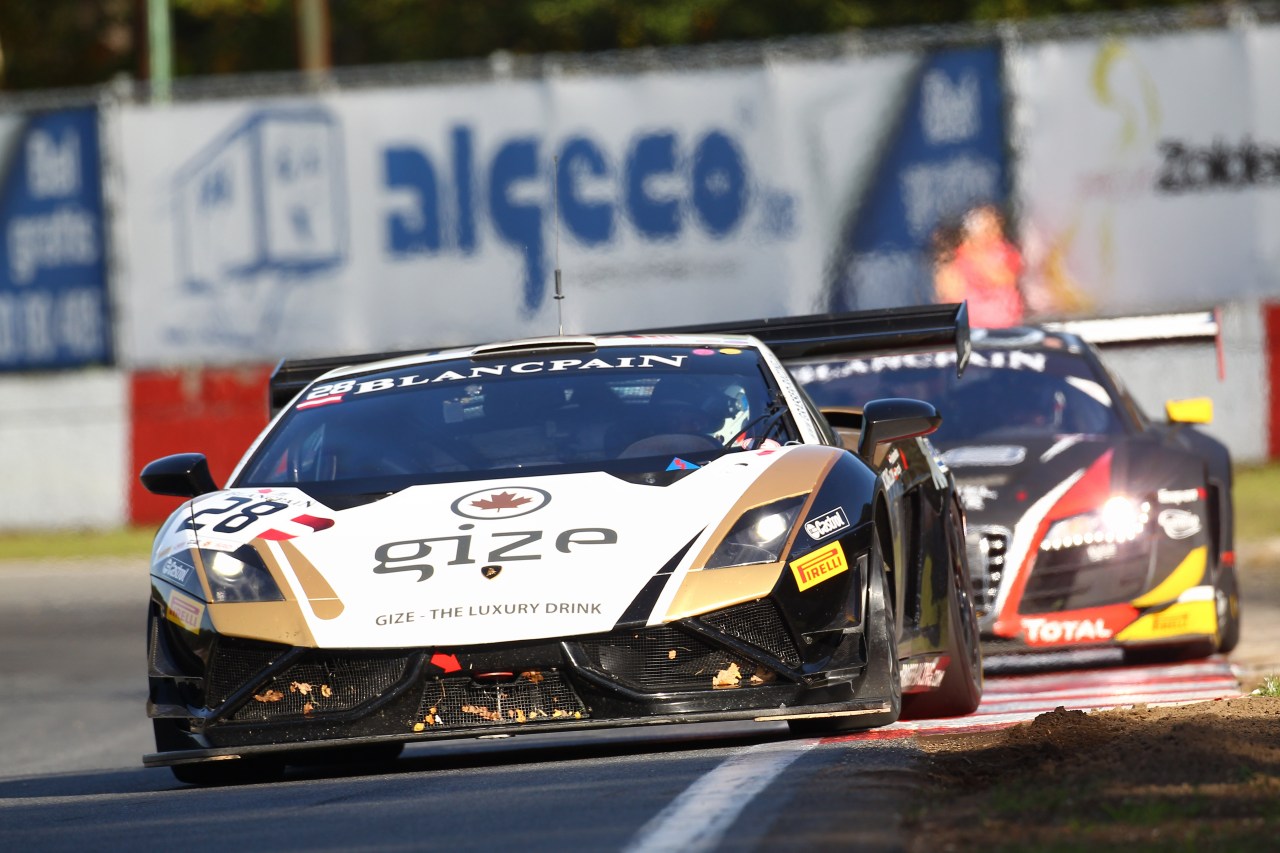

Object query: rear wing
[267,303,971,416]
[1043,308,1219,347]
[1044,307,1224,379]
[627,302,971,369]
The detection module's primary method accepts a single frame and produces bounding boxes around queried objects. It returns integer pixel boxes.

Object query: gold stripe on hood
[208,601,317,647]
[276,539,346,620]
[665,445,841,621]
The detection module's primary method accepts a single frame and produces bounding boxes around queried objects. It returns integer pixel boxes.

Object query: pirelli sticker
[167,589,205,634]
[790,540,850,592]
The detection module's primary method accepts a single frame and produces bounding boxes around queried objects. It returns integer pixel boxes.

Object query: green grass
[1250,674,1280,698]
[0,526,156,561]
[1234,463,1280,543]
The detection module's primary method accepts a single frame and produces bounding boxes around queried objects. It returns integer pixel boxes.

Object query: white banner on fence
[110,57,917,367]
[1010,26,1280,315]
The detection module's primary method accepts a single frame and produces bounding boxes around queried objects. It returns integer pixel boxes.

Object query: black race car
[139,306,983,784]
[790,315,1238,662]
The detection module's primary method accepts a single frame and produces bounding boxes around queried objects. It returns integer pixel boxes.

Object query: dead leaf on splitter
[712,662,742,689]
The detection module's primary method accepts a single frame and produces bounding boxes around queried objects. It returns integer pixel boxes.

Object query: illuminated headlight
[199,546,285,602]
[704,495,807,569]
[1040,496,1150,552]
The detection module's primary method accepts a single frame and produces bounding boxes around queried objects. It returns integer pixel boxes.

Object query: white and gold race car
[141,306,982,784]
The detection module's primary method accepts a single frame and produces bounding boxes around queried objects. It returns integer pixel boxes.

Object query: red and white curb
[829,654,1242,741]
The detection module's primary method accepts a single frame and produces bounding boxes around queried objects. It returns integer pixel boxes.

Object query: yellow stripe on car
[1130,546,1207,608]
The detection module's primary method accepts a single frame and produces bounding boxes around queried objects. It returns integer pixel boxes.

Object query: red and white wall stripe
[1,301,1277,532]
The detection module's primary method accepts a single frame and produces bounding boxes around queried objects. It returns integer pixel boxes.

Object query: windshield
[791,347,1123,444]
[236,345,787,488]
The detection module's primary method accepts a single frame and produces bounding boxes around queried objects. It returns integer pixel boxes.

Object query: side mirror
[855,398,941,462]
[140,453,219,498]
[1166,397,1212,425]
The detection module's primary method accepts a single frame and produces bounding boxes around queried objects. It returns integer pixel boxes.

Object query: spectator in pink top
[934,204,1025,328]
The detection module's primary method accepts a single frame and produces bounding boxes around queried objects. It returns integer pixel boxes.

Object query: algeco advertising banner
[111,48,1007,367]
[1010,26,1280,315]
[0,108,111,370]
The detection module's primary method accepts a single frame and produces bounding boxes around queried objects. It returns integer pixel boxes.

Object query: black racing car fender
[1170,423,1235,563]
[867,436,962,655]
[769,450,877,673]
[1112,437,1215,593]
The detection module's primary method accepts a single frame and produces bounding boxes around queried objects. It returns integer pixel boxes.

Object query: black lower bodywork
[146,590,898,777]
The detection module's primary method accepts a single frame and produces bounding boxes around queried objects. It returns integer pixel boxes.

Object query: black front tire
[901,506,983,719]
[1215,562,1241,654]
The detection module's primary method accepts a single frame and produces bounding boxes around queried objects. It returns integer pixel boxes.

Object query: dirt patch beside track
[909,697,1280,852]
[906,540,1280,852]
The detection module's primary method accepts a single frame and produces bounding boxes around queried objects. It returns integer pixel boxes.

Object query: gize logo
[380,126,791,313]
[1023,617,1113,644]
[804,507,849,541]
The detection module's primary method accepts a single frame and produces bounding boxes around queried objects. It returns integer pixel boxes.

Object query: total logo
[379,126,796,312]
[1023,617,1114,644]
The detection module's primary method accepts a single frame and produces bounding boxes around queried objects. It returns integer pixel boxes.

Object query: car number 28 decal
[173,495,289,534]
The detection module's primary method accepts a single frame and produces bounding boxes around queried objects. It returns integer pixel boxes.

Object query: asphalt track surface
[0,558,1252,852]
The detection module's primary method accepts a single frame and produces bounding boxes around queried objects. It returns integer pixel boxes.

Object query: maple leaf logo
[451,485,550,519]
[470,491,533,512]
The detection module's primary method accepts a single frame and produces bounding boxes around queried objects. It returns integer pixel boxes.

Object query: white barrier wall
[1011,26,1280,315]
[0,303,1271,533]
[107,54,935,367]
[0,370,129,530]
[1097,302,1268,463]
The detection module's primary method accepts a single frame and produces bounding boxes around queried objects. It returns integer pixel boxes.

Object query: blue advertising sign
[0,107,111,369]
[827,46,1008,311]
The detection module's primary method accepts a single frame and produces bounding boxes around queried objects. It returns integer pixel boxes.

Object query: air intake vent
[411,671,587,730]
[965,526,1009,621]
[578,625,766,693]
[699,599,801,668]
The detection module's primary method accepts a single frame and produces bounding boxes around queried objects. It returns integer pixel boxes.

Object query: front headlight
[1040,496,1150,552]
[704,495,807,569]
[199,546,285,602]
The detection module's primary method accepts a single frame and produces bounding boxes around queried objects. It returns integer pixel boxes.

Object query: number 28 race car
[791,312,1238,663]
[140,305,983,784]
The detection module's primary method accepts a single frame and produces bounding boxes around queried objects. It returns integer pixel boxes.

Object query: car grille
[411,671,588,730]
[206,642,415,722]
[698,598,801,668]
[965,526,1009,620]
[1020,543,1150,614]
[206,642,286,707]
[578,623,767,693]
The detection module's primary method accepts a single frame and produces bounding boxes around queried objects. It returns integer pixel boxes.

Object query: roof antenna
[552,154,564,336]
